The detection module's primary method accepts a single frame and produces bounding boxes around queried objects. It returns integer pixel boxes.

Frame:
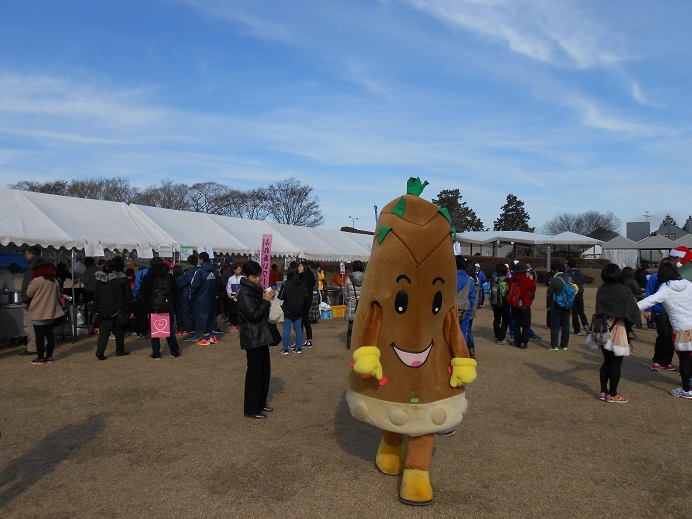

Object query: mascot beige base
[347,178,477,506]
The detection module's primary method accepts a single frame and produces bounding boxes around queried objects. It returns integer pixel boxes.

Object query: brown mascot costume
[346,177,477,506]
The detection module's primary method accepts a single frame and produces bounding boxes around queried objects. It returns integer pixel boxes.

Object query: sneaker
[230,326,238,333]
[280,349,289,355]
[196,338,210,346]
[664,364,676,371]
[670,388,692,399]
[294,349,303,354]
[148,354,161,360]
[606,393,629,404]
[576,332,583,336]
[209,336,219,344]
[175,330,186,336]
[213,328,225,334]
[31,357,46,365]
[170,353,180,358]
[584,325,590,332]
[43,357,53,364]
[598,392,607,401]
[548,347,559,351]
[559,347,568,351]
[650,363,661,372]
[518,344,528,350]
[289,343,296,351]
[109,333,115,339]
[184,333,198,342]
[303,341,313,349]
[495,339,508,345]
[437,429,456,437]
[531,334,542,340]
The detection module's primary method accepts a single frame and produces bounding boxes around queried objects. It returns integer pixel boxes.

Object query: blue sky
[1,0,691,233]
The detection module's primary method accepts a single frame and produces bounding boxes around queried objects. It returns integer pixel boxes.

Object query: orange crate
[331,305,346,318]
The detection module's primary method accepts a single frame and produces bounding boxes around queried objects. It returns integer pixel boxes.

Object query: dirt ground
[1,286,691,519]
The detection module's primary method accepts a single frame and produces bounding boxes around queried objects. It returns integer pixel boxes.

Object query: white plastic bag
[268,298,284,324]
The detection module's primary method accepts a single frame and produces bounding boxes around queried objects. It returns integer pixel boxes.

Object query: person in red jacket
[508,261,537,349]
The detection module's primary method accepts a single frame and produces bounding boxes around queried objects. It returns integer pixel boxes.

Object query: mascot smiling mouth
[391,341,433,368]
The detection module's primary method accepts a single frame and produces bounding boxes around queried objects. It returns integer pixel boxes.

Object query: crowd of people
[11,243,692,422]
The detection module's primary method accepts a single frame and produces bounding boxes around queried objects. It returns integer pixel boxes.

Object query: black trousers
[571,295,589,333]
[600,346,624,396]
[96,317,126,356]
[513,306,532,346]
[550,305,571,348]
[493,306,510,341]
[652,310,675,366]
[244,345,271,415]
[680,351,691,392]
[33,322,55,359]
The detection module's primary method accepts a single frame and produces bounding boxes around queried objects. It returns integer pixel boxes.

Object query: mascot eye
[395,290,408,314]
[432,291,442,315]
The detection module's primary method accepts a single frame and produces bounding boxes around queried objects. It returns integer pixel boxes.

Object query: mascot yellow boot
[347,177,477,506]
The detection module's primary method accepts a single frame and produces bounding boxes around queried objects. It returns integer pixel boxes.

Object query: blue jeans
[282,317,303,352]
[467,319,475,350]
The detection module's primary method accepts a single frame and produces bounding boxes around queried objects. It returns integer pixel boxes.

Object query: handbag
[268,322,282,346]
[150,312,171,338]
[268,298,284,324]
[116,310,130,326]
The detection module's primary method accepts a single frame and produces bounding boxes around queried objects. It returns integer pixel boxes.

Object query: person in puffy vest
[344,260,365,349]
[189,252,220,346]
[94,256,133,360]
[139,256,180,359]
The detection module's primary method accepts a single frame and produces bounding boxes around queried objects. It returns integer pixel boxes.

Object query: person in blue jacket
[189,252,220,346]
[456,256,475,345]
[176,254,199,341]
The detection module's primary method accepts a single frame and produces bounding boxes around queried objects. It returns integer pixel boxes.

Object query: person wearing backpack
[547,263,574,351]
[567,258,589,336]
[455,256,475,349]
[507,261,536,349]
[490,263,510,344]
[139,256,181,359]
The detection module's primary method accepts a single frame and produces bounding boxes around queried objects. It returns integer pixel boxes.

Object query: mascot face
[349,181,468,404]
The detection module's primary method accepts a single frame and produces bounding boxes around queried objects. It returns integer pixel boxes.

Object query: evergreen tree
[660,214,678,228]
[432,189,484,231]
[493,194,534,232]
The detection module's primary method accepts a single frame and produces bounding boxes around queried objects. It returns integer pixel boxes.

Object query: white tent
[204,214,303,258]
[600,236,641,267]
[265,221,348,261]
[0,189,172,252]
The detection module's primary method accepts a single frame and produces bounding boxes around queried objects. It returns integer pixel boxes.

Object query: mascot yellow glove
[352,346,383,380]
[450,357,477,387]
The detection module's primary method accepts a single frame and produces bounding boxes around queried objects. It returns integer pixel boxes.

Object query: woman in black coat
[298,261,316,348]
[94,256,134,360]
[237,260,276,419]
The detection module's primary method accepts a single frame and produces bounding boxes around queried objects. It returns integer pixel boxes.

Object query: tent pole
[546,245,551,271]
[71,249,76,344]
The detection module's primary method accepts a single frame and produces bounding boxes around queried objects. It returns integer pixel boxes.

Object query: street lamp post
[348,216,358,228]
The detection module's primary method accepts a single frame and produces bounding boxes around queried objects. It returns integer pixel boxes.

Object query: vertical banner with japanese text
[260,234,273,290]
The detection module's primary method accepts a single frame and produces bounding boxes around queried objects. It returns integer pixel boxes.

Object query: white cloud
[580,101,671,137]
[400,0,622,68]
[177,0,296,44]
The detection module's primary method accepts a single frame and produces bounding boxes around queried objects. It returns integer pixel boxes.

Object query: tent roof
[130,205,248,254]
[637,234,678,249]
[264,221,346,261]
[204,214,302,257]
[0,189,171,251]
[675,234,692,248]
[456,230,602,246]
[306,227,372,262]
[601,235,642,250]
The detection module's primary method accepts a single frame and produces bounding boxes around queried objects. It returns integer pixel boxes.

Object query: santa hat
[669,246,692,268]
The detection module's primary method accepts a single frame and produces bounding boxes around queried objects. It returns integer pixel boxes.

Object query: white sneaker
[670,388,692,399]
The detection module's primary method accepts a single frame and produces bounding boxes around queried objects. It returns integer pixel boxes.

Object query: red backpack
[507,279,523,308]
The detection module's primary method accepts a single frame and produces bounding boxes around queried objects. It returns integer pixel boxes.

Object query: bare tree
[188,182,232,215]
[267,177,324,227]
[132,180,191,210]
[543,210,621,235]
[225,188,272,220]
[10,179,69,195]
